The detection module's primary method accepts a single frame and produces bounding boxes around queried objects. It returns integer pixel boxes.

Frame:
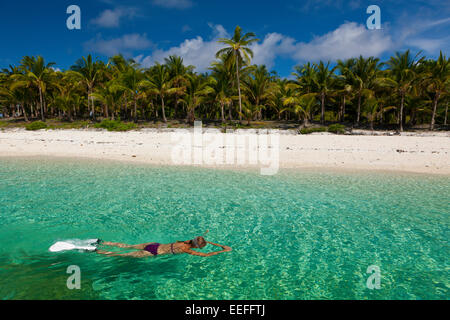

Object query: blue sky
[0,0,449,77]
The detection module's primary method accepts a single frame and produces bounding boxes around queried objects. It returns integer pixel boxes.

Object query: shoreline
[1,128,449,176]
[1,155,449,178]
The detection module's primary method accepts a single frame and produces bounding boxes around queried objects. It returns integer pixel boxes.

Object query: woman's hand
[206,241,232,252]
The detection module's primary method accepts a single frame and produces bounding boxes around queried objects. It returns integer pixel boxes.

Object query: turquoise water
[0,157,448,300]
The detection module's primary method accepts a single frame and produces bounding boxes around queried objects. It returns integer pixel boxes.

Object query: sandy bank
[0,128,449,175]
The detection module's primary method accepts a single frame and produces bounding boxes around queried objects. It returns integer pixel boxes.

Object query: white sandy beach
[0,128,449,175]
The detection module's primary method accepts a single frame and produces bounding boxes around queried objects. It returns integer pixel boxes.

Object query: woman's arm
[184,249,229,257]
[206,241,232,252]
[184,241,232,257]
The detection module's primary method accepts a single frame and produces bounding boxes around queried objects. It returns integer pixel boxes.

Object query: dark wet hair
[191,236,206,248]
[178,236,206,248]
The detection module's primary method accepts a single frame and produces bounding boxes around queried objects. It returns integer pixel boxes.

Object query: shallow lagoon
[0,157,448,299]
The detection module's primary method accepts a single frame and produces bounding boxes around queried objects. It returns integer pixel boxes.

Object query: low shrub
[328,124,346,134]
[25,121,48,131]
[94,119,137,132]
[300,127,327,134]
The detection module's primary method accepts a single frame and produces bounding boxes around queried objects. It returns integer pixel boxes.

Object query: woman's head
[190,236,207,249]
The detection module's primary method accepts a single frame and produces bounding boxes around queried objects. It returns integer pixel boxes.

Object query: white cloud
[250,33,297,68]
[91,7,137,28]
[84,34,153,57]
[152,0,193,9]
[131,18,448,74]
[405,37,450,53]
[135,22,394,72]
[395,16,450,54]
[135,24,228,71]
[251,22,394,66]
[292,22,393,61]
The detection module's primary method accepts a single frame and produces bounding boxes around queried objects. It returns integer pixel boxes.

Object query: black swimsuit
[144,243,175,256]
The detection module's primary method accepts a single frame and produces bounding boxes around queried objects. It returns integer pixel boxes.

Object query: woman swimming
[95,232,231,258]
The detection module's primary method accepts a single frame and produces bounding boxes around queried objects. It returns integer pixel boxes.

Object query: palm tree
[281,82,317,127]
[181,74,213,124]
[209,59,233,123]
[50,74,82,122]
[313,61,337,124]
[112,66,144,122]
[0,81,29,121]
[141,63,174,123]
[336,58,356,122]
[13,56,55,121]
[242,65,273,120]
[109,55,136,119]
[69,54,103,120]
[423,52,450,130]
[92,80,123,120]
[292,62,317,122]
[381,50,424,131]
[216,26,259,122]
[268,79,289,121]
[165,55,194,118]
[351,56,383,125]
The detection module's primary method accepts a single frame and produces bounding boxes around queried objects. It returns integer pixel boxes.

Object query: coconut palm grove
[0,26,449,132]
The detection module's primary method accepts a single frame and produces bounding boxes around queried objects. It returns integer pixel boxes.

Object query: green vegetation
[300,127,328,134]
[0,26,449,132]
[25,121,47,131]
[299,124,346,134]
[94,119,137,132]
[327,124,346,134]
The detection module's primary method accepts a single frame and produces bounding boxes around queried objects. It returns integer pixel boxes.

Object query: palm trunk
[234,50,242,122]
[161,95,167,123]
[370,115,374,131]
[39,86,45,121]
[256,97,261,121]
[399,92,405,132]
[134,95,138,123]
[303,117,309,127]
[91,95,95,120]
[141,104,146,121]
[88,88,94,120]
[342,96,346,122]
[22,103,29,122]
[430,92,440,131]
[105,103,109,119]
[153,101,158,119]
[410,108,416,126]
[174,95,179,119]
[220,102,225,123]
[320,92,325,124]
[356,92,361,125]
[124,96,128,120]
[444,101,448,126]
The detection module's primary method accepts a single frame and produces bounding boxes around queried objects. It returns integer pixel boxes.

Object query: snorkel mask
[192,237,200,248]
[192,230,209,248]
